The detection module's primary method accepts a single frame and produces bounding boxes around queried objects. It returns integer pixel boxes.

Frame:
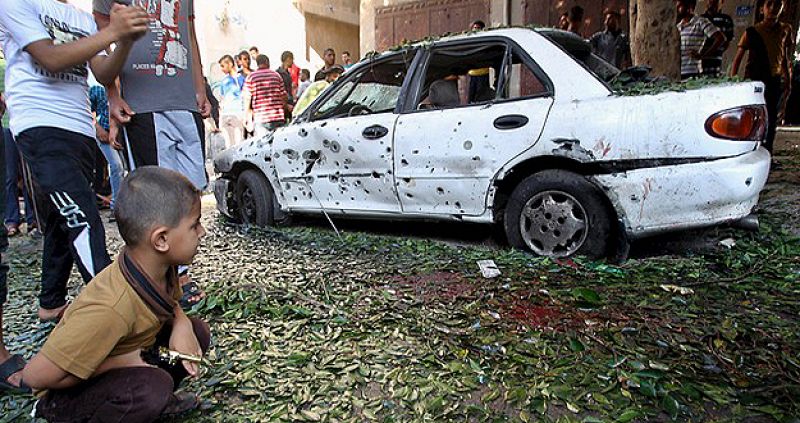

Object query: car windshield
[539,30,620,83]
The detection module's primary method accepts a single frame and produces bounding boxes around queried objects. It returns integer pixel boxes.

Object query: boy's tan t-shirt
[40,258,181,380]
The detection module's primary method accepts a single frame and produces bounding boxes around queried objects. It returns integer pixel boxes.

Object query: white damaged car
[214,28,770,258]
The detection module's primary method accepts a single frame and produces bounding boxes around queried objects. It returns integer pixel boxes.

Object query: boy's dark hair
[569,5,584,21]
[249,46,259,52]
[219,54,235,66]
[256,54,269,67]
[342,51,351,56]
[471,19,486,29]
[281,51,294,62]
[678,0,697,8]
[115,167,201,247]
[300,68,310,78]
[324,48,335,55]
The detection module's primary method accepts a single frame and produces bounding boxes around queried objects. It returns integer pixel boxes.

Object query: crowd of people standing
[213,46,349,148]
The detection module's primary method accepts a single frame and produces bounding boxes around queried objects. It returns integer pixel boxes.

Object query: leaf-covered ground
[1,140,799,422]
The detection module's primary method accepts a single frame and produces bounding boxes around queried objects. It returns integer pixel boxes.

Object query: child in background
[297,68,312,99]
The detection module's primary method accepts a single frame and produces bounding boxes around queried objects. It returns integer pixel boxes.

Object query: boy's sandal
[160,392,200,417]
[0,355,31,394]
[179,281,204,309]
[5,224,19,237]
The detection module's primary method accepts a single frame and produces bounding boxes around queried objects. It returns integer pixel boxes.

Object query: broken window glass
[415,41,549,110]
[313,54,414,120]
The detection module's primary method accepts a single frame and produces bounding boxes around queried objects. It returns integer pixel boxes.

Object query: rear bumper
[593,148,771,238]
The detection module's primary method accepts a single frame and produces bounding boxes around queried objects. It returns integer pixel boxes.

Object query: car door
[273,51,417,213]
[394,38,554,216]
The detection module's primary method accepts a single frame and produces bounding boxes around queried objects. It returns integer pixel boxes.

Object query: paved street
[1,133,799,422]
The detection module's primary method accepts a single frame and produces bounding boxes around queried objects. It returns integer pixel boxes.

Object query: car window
[503,48,548,99]
[540,31,620,82]
[312,55,413,120]
[415,42,548,111]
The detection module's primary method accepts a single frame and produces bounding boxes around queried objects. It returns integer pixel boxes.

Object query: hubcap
[520,190,588,257]
[240,186,257,224]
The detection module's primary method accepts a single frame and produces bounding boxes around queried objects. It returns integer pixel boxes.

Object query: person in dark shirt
[589,10,632,69]
[731,0,794,153]
[277,51,296,121]
[701,0,734,76]
[314,48,336,81]
[204,77,219,128]
[568,6,584,37]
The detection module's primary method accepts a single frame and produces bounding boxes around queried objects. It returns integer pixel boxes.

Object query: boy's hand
[108,120,124,150]
[196,92,212,118]
[108,94,133,150]
[170,323,203,378]
[96,124,110,144]
[108,4,149,42]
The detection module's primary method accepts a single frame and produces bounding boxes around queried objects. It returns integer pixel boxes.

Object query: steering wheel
[348,104,372,117]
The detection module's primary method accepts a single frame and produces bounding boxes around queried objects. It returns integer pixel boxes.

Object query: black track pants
[16,127,111,309]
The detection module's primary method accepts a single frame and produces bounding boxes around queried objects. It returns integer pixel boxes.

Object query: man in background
[701,0,734,76]
[589,10,632,69]
[314,48,336,81]
[676,0,724,79]
[244,55,288,138]
[342,51,354,69]
[568,6,585,36]
[731,0,794,154]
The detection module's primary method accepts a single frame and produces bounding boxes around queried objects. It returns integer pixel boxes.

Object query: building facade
[360,0,800,75]
[193,0,360,81]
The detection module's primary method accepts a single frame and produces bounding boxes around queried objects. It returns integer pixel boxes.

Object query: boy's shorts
[123,110,207,190]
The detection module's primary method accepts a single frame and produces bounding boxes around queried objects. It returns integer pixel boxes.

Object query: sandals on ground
[0,354,31,394]
[179,281,205,309]
[5,224,19,237]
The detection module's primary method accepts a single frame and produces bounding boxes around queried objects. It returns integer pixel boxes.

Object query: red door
[375,0,491,51]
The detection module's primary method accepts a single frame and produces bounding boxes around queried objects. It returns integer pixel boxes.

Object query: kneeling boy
[23,167,211,422]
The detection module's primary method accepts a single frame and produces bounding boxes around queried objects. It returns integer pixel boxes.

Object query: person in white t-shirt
[0,0,148,393]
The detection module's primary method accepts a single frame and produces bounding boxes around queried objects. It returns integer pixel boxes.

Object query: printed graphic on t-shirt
[40,14,90,81]
[131,0,188,78]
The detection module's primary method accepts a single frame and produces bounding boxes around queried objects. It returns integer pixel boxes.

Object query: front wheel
[504,170,613,258]
[235,170,280,227]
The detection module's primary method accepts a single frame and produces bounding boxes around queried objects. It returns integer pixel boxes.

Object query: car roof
[361,27,586,61]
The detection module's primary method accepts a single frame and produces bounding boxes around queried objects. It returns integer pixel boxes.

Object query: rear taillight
[705,106,767,141]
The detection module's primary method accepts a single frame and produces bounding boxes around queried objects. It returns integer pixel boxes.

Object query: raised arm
[24,4,147,77]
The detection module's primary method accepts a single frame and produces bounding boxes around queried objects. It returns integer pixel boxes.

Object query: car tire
[235,170,279,227]
[504,170,613,258]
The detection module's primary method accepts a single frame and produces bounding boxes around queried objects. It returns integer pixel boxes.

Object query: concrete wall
[305,14,361,64]
[361,0,510,53]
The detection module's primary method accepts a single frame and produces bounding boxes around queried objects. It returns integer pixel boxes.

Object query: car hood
[214,131,276,174]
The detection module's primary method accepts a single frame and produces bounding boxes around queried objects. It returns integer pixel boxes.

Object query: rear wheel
[235,170,278,226]
[504,170,613,258]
